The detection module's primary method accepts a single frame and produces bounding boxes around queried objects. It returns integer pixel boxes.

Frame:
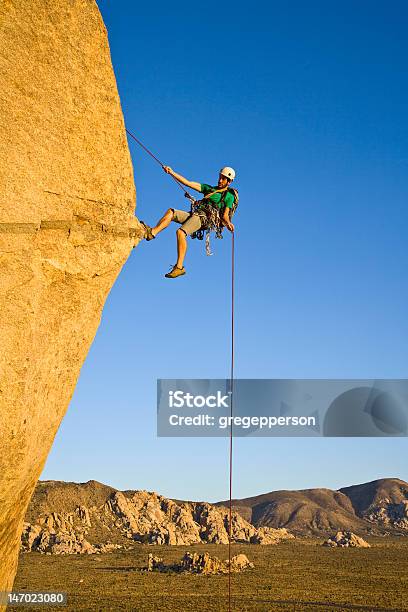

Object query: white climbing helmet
[219,166,236,181]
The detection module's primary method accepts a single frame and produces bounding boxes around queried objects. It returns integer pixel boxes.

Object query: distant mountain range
[216,477,408,535]
[21,477,408,554]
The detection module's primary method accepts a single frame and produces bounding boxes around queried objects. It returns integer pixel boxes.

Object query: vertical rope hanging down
[228,232,235,612]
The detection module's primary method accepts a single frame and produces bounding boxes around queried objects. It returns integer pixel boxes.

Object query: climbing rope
[125,128,195,202]
[228,232,235,612]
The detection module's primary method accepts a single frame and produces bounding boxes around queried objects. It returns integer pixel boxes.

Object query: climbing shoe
[140,221,155,241]
[165,264,186,279]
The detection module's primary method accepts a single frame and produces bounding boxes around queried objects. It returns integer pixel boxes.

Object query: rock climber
[141,166,236,278]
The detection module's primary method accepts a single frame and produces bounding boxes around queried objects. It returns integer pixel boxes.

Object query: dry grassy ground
[9,538,408,611]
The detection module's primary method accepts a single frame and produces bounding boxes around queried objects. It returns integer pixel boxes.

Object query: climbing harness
[190,187,239,255]
[125,127,238,256]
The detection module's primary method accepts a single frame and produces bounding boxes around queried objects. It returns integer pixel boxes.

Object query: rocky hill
[21,477,408,554]
[216,477,408,536]
[339,478,408,530]
[22,480,292,554]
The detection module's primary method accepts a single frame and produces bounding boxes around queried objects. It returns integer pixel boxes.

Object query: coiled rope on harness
[189,185,231,255]
[126,126,236,610]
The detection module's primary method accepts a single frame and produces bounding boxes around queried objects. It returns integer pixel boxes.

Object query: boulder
[180,552,226,574]
[97,543,123,553]
[323,531,370,548]
[76,506,92,528]
[228,553,255,571]
[21,521,97,555]
[0,0,142,597]
[147,553,165,572]
[147,551,255,575]
[250,526,294,545]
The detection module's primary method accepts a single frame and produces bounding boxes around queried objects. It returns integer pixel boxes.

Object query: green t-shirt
[200,183,234,209]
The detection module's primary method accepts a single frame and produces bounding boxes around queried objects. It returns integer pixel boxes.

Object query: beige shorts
[171,208,203,236]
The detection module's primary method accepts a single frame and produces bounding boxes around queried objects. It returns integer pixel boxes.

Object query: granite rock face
[0,0,142,596]
[249,526,294,545]
[21,521,99,555]
[21,515,124,555]
[104,490,293,546]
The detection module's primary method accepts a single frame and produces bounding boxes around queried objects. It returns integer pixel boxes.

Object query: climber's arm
[222,206,234,233]
[163,166,201,192]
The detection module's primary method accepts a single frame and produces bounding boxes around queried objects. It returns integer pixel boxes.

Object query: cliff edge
[0,0,142,597]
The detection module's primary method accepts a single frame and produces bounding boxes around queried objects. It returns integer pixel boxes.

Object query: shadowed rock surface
[0,0,142,597]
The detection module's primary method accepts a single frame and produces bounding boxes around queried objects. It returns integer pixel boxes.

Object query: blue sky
[41,1,408,501]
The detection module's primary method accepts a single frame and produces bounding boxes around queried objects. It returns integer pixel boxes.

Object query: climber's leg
[140,208,179,241]
[176,228,187,269]
[164,228,187,278]
[164,213,202,278]
[151,208,177,237]
[176,213,202,267]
